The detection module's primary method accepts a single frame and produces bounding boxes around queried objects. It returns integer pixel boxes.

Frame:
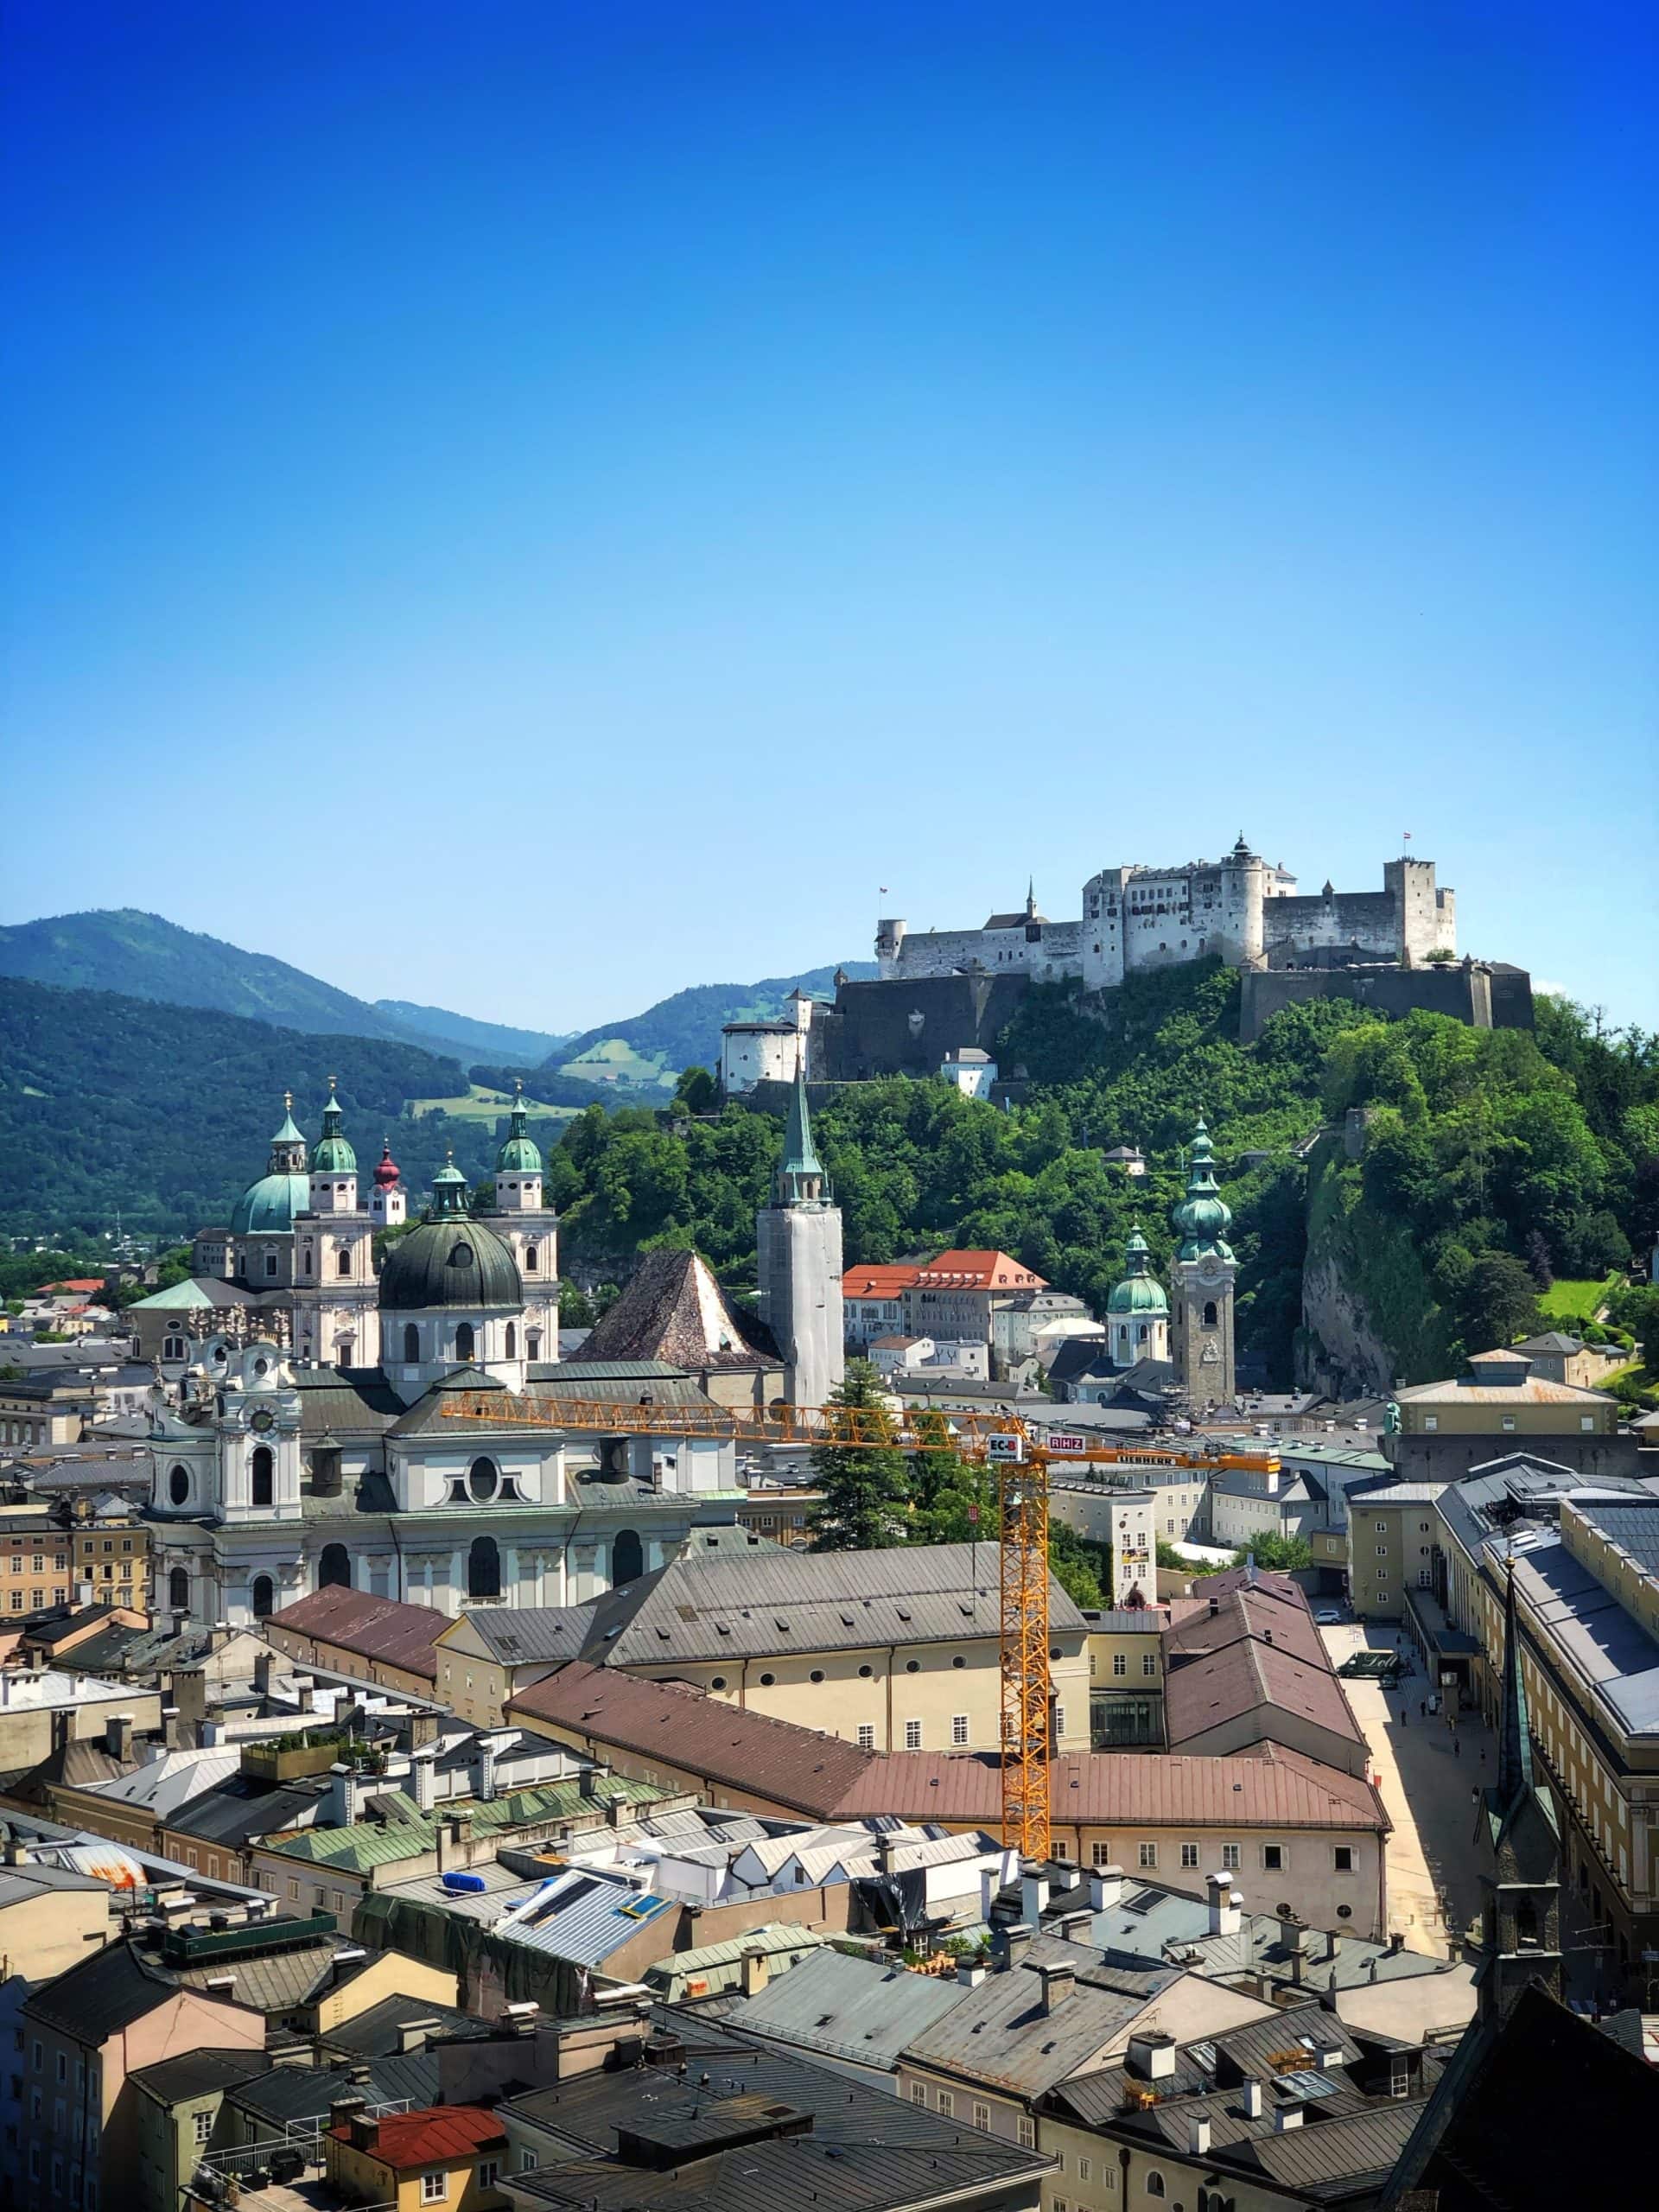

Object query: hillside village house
[435,1542,1093,1751]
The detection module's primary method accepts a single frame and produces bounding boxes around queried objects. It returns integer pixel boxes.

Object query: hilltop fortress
[875,837,1456,990]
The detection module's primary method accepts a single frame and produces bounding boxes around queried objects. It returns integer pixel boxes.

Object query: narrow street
[1320,1619,1495,1955]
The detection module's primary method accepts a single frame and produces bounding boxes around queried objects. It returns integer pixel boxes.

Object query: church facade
[143,1107,741,1630]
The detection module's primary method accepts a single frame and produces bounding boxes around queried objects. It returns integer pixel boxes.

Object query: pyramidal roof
[580,1249,779,1370]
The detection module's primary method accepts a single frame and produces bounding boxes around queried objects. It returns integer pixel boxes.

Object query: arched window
[163,1335,186,1362]
[337,1249,351,1278]
[168,1465,190,1507]
[524,1244,537,1271]
[1146,2175,1166,2201]
[613,1529,644,1586]
[468,1458,499,1503]
[1203,1300,1218,1328]
[505,1323,517,1359]
[251,1446,274,1508]
[455,1322,475,1363]
[467,1535,501,1600]
[168,1567,190,1611]
[402,1323,419,1363]
[319,1543,352,1589]
[251,1573,275,1620]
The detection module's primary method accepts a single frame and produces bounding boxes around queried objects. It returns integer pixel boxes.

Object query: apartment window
[1263,1845,1285,1871]
[951,1714,969,1746]
[1142,1653,1158,1675]
[1054,1706,1066,1738]
[31,2041,41,2071]
[288,1880,300,1902]
[1580,1415,1595,1433]
[1180,1842,1199,1868]
[194,2112,213,2145]
[972,2101,991,2132]
[1419,1569,1433,1589]
[856,1726,875,1750]
[1091,1842,1112,1866]
[905,1719,923,1750]
[1080,2157,1092,2182]
[911,2082,927,2106]
[1221,1843,1241,1870]
[54,2053,66,2083]
[1112,1651,1128,1677]
[1376,1545,1388,1556]
[521,2151,539,2171]
[478,2164,499,2190]
[937,2090,954,2118]
[1018,2115,1036,2150]
[421,2177,447,2205]
[1333,1847,1355,1872]
[1424,1416,1438,1432]
[1139,1842,1158,1868]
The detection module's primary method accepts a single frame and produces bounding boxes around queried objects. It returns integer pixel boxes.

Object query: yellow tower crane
[440,1388,1278,1863]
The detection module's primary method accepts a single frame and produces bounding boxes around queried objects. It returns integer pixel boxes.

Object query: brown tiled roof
[507,1667,1386,1832]
[266,1586,444,1681]
[579,1250,779,1370]
[835,1745,1386,1830]
[505,1662,876,1821]
[1164,1587,1364,1756]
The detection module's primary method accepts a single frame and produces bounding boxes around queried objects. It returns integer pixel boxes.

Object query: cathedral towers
[757,1073,845,1408]
[1168,1118,1236,1408]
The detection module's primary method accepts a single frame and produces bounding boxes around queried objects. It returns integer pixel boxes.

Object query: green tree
[907,1414,998,1547]
[808,1361,911,1551]
[1048,1521,1109,1609]
[673,1065,717,1116]
[1233,1533,1312,1572]
[1449,1251,1542,1356]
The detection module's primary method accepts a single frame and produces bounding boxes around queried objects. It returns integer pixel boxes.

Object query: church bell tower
[1168,1117,1236,1409]
[756,1073,844,1409]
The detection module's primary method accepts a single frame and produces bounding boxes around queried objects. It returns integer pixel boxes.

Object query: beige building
[0,1853,112,1982]
[436,1541,1092,1751]
[1345,1481,1443,1620]
[1080,1608,1167,1746]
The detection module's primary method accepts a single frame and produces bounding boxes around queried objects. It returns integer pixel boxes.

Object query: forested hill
[547,963,877,1084]
[0,981,565,1237]
[0,910,425,1044]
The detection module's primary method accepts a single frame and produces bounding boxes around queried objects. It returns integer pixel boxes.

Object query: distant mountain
[374,999,570,1065]
[547,963,877,1088]
[0,977,586,1239]
[0,910,429,1045]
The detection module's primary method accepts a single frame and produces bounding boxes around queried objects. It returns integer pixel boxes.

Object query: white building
[718,991,818,1096]
[755,1075,845,1410]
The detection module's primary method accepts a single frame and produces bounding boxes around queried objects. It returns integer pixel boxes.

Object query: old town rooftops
[452,1541,1086,1670]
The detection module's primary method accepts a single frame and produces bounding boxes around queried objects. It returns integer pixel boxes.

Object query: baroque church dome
[1106,1227,1168,1315]
[310,1076,357,1174]
[377,1155,523,1313]
[231,1095,311,1236]
[1171,1118,1235,1260]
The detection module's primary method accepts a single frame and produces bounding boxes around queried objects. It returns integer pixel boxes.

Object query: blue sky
[5,2,1656,1030]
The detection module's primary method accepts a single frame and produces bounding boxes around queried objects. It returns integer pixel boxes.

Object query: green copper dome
[495,1080,543,1178]
[1172,1117,1234,1260]
[310,1077,357,1175]
[1106,1227,1168,1315]
[378,1157,522,1312]
[232,1093,311,1235]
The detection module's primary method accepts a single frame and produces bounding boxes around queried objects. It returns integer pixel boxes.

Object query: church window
[526,1332,541,1360]
[613,1528,644,1584]
[1203,1300,1218,1327]
[168,1465,190,1507]
[337,1249,351,1277]
[467,1458,499,1503]
[319,1543,351,1588]
[505,1324,517,1359]
[251,1446,274,1508]
[467,1536,501,1599]
[163,1337,186,1362]
[524,1245,537,1270]
[251,1574,274,1620]
[168,1567,189,1611]
[404,1324,420,1363]
[455,1322,475,1362]
[264,1254,277,1279]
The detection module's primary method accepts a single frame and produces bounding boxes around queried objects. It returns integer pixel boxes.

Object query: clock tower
[1168,1118,1236,1410]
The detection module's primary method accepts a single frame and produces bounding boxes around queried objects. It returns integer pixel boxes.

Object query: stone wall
[816,973,1033,1080]
[1239,963,1532,1044]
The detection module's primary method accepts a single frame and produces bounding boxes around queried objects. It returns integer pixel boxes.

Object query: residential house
[326,2101,509,2212]
[1386,1347,1634,1481]
[1162,1580,1371,1778]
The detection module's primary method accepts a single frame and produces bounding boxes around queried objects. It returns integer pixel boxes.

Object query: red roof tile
[267,1586,444,1681]
[841,1264,923,1300]
[330,2104,505,2172]
[912,1249,1047,1291]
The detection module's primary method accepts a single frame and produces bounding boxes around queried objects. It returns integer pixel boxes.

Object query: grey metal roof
[128,2047,268,2104]
[899,1934,1172,2095]
[1571,1497,1659,1578]
[713,1946,970,2071]
[172,1932,348,2016]
[1510,1530,1659,1739]
[467,1541,1084,1670]
[1249,2099,1424,2191]
[644,1923,828,1998]
[23,1939,188,2040]
[490,1866,677,1967]
[228,2053,440,2128]
[320,1991,486,2057]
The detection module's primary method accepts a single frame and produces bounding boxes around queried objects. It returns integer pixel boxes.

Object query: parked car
[1314,1608,1342,1624]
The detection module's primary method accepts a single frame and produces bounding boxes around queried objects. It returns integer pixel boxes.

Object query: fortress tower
[756,1073,844,1409]
[1167,1119,1236,1409]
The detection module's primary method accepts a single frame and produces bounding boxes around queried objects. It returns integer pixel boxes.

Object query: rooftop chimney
[328,2094,368,2139]
[253,1651,274,1697]
[1001,1922,1035,1970]
[105,1713,135,1762]
[397,2019,438,2054]
[1206,1872,1241,1937]
[1241,2080,1263,2119]
[1274,2104,1305,2133]
[1187,2114,1211,2157]
[1127,2031,1176,2081]
[1037,1961,1075,2015]
[296,1677,315,1713]
[1020,1865,1050,1924]
[1089,1866,1126,1911]
[476,1736,499,1803]
[162,1707,181,1751]
[739,1947,769,1999]
[407,1745,436,1814]
[408,1710,438,1748]
[957,1960,987,1987]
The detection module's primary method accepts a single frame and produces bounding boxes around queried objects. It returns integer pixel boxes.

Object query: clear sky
[5,2,1656,1031]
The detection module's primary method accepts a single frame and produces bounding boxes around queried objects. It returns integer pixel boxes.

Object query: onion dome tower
[476,1080,558,1363]
[369,1137,406,1228]
[229,1093,312,1287]
[1168,1117,1236,1408]
[1106,1225,1169,1368]
[308,1076,358,1213]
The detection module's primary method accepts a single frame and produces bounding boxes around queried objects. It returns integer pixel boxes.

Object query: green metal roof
[261,1775,671,1872]
[1105,1227,1168,1316]
[1172,1116,1235,1260]
[495,1081,544,1178]
[311,1078,357,1175]
[231,1171,311,1236]
[127,1280,220,1311]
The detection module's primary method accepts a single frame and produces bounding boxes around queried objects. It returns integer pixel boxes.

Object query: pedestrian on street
[1454,1736,1461,1758]
[1420,1700,1427,1719]
[1401,1708,1408,1726]
[1479,1747,1486,1766]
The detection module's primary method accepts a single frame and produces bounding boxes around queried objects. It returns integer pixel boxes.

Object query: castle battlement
[875,840,1454,991]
